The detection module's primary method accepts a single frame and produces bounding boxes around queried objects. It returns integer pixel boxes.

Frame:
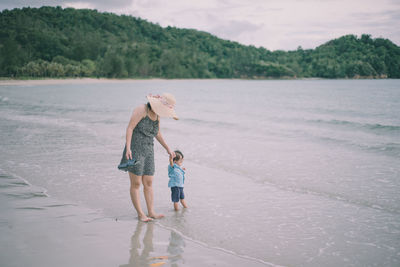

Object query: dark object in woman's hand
[118,158,139,172]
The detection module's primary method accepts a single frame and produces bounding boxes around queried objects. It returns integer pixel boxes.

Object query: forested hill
[1,6,400,79]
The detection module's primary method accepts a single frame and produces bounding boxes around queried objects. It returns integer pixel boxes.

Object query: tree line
[1,6,399,79]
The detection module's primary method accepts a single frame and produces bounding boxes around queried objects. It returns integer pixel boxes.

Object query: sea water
[0,79,399,266]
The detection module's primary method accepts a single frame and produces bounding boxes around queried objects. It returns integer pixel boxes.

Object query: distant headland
[1,6,399,79]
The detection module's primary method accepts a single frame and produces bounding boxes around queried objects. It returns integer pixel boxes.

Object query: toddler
[168,150,188,211]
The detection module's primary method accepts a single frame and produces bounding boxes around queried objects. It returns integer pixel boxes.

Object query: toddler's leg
[180,199,188,208]
[171,187,180,211]
[179,187,187,208]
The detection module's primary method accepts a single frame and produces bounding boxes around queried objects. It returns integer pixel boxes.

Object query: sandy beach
[0,171,269,267]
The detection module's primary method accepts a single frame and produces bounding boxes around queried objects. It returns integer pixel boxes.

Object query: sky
[1,0,400,51]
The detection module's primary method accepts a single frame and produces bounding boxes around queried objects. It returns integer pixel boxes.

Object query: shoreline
[0,77,395,86]
[0,169,272,267]
[0,78,166,86]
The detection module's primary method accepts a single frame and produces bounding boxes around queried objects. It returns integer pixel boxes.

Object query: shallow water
[1,79,399,266]
[0,170,264,267]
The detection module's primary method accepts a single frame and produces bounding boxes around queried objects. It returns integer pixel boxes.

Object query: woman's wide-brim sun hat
[147,93,179,120]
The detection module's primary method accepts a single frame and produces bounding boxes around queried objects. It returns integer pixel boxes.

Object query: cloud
[1,0,399,50]
[341,8,400,45]
[209,19,263,39]
[0,0,56,10]
[65,0,133,11]
[0,0,133,11]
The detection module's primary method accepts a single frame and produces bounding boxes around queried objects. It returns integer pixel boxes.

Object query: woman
[119,93,178,222]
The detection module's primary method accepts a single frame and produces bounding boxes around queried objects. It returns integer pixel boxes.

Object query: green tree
[1,7,399,79]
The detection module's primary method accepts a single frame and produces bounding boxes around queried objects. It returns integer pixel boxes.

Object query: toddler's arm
[169,154,174,167]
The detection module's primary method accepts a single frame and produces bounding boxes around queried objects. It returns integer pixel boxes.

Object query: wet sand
[0,171,272,267]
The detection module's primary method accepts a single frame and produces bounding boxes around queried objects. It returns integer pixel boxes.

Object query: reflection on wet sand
[120,221,154,267]
[167,231,185,267]
[120,217,186,267]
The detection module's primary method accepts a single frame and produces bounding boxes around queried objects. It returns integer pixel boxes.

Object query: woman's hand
[168,149,176,159]
[126,148,133,160]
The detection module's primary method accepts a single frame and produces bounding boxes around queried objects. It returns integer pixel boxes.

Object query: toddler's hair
[173,150,184,162]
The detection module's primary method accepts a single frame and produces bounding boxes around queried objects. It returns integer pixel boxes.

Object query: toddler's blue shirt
[168,163,185,187]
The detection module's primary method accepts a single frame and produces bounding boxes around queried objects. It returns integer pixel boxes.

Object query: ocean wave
[0,168,50,197]
[364,143,400,156]
[314,135,400,157]
[0,112,98,136]
[1,98,98,116]
[4,191,47,199]
[308,119,400,133]
[273,183,400,215]
[16,206,46,210]
[192,160,400,215]
[0,180,28,188]
[182,117,239,129]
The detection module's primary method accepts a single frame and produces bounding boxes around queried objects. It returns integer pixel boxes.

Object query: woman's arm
[125,105,146,160]
[155,120,176,159]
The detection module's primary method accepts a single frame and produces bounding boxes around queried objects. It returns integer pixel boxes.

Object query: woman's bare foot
[148,213,165,219]
[138,215,153,222]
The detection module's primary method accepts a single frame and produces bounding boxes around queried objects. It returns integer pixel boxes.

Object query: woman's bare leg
[143,175,164,219]
[129,172,151,221]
